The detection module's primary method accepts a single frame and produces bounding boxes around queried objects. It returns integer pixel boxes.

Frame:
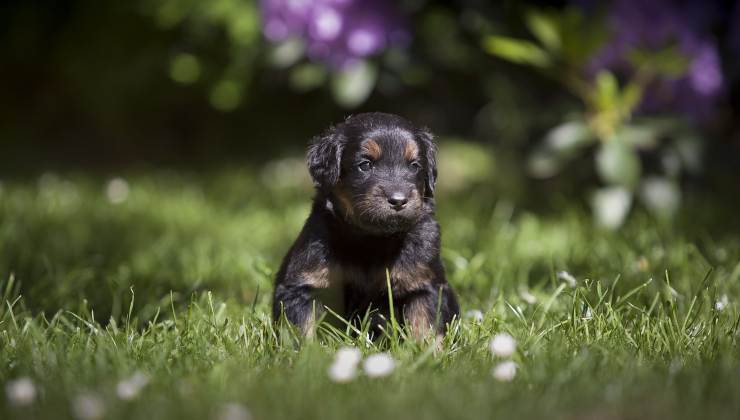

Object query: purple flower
[580,0,724,121]
[687,42,722,96]
[260,0,409,68]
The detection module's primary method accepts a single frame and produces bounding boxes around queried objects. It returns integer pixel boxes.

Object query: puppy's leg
[273,264,330,338]
[402,284,459,342]
[402,292,436,340]
[273,283,324,338]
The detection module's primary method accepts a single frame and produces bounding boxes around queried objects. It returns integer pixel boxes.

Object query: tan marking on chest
[390,263,433,293]
[301,266,330,288]
[325,263,433,295]
[329,263,373,288]
[332,186,354,218]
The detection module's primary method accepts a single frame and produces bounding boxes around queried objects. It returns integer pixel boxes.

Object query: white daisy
[328,360,358,383]
[492,361,517,382]
[465,309,484,323]
[216,402,252,420]
[327,346,362,383]
[519,288,537,305]
[715,294,729,311]
[362,353,395,378]
[557,271,577,288]
[5,377,36,406]
[583,307,593,320]
[334,346,362,366]
[116,371,150,401]
[72,392,105,420]
[106,178,130,204]
[489,333,517,357]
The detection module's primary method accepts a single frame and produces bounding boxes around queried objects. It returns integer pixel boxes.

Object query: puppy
[272,112,459,340]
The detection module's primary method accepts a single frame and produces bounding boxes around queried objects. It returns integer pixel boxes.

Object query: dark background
[0,0,738,194]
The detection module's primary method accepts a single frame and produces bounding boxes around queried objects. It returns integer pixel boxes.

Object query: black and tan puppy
[272,112,459,340]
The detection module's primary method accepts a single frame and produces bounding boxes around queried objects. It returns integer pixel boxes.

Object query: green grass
[1,152,740,420]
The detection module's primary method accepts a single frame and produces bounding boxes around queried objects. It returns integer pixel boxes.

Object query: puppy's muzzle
[386,191,409,211]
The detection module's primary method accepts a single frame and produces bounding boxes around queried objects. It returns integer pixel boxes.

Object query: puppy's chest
[315,232,437,297]
[320,258,433,298]
[328,262,387,294]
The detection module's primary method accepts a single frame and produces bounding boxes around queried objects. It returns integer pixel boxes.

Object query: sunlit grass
[1,154,739,419]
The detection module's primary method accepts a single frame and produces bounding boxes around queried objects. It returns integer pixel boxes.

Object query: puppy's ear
[307,125,344,190]
[417,127,438,198]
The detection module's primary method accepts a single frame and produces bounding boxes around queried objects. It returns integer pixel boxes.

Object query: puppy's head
[307,112,437,235]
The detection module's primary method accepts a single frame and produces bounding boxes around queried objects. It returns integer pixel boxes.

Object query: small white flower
[178,380,195,397]
[116,371,150,400]
[519,289,537,304]
[465,309,484,323]
[583,307,593,320]
[328,360,358,383]
[334,346,362,366]
[489,333,517,357]
[715,294,729,311]
[216,402,252,420]
[593,187,632,229]
[362,353,395,378]
[327,346,362,383]
[669,359,683,376]
[72,392,105,420]
[5,377,37,406]
[106,178,129,204]
[492,361,517,382]
[640,177,680,218]
[557,271,577,288]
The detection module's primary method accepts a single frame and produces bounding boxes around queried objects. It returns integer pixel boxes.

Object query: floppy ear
[416,127,437,198]
[307,125,344,190]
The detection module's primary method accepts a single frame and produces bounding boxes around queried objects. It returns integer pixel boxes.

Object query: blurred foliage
[0,0,739,227]
[141,0,261,111]
[483,6,708,227]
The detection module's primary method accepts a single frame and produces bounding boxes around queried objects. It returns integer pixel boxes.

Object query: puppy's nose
[387,192,408,210]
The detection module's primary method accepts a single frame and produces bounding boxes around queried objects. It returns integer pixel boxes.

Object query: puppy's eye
[358,160,373,172]
[409,161,422,172]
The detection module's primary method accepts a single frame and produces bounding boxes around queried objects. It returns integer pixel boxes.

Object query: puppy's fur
[272,112,459,339]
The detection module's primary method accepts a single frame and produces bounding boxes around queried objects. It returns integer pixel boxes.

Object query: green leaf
[225,5,259,46]
[618,124,659,150]
[592,186,633,229]
[595,139,641,188]
[527,120,595,178]
[544,120,594,151]
[628,45,691,79]
[209,79,242,111]
[639,177,681,219]
[482,36,551,68]
[331,61,377,108]
[269,38,305,68]
[289,64,327,92]
[526,11,561,52]
[674,132,703,174]
[558,7,609,65]
[170,53,201,85]
[620,82,643,115]
[594,71,619,111]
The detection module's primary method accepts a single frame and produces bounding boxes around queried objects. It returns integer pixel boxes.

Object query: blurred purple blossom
[260,0,409,68]
[580,0,724,121]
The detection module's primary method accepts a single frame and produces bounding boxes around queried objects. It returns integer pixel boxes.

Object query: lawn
[1,146,739,420]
